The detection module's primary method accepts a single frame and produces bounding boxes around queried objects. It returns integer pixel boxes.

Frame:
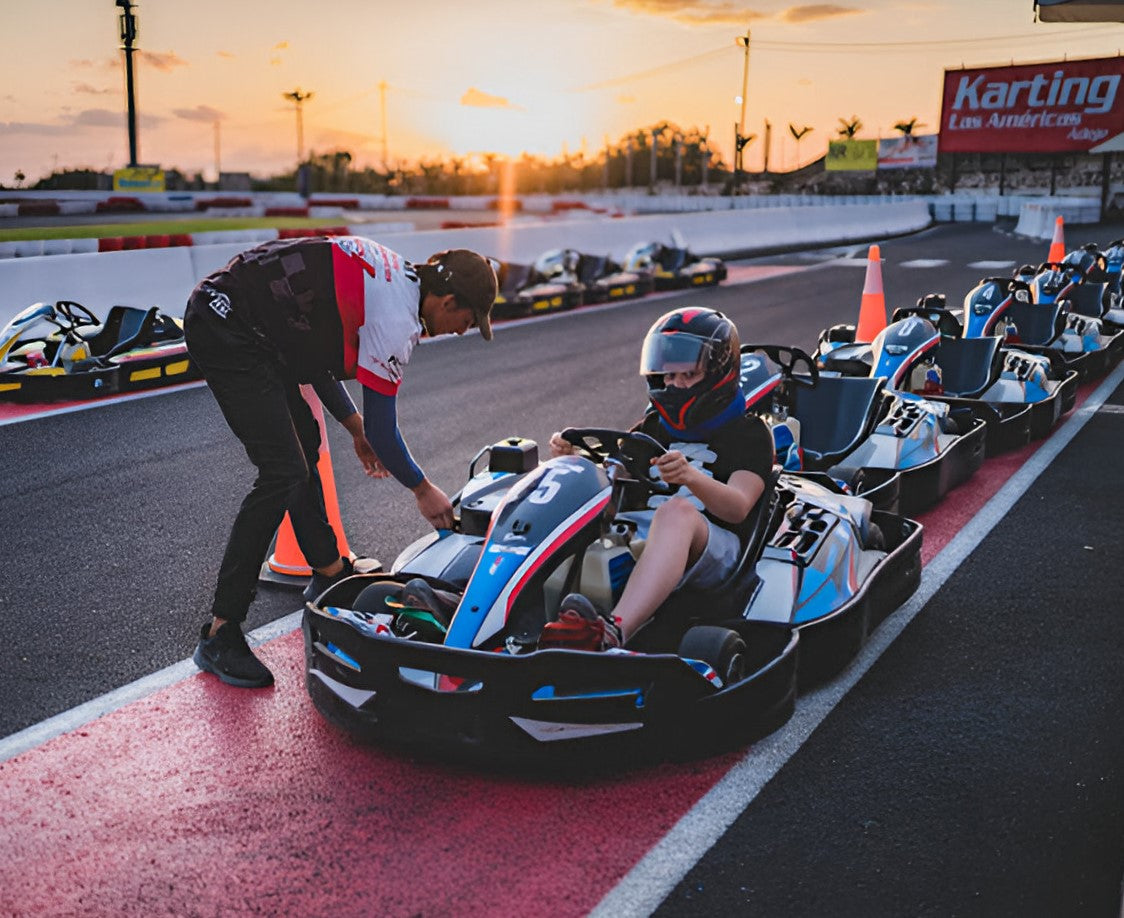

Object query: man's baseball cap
[428,249,498,341]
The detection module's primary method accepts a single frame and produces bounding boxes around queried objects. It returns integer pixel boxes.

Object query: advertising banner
[939,56,1124,153]
[113,166,166,193]
[878,134,939,169]
[825,139,877,171]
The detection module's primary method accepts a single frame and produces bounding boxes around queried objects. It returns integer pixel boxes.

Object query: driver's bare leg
[611,498,709,642]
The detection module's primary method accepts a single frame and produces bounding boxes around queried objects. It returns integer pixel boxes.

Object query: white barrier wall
[0,202,930,328]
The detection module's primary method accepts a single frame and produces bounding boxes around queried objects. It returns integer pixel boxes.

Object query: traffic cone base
[854,244,887,343]
[1048,215,1065,263]
[258,384,362,590]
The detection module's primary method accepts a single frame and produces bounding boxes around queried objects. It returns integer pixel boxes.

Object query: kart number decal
[527,465,580,504]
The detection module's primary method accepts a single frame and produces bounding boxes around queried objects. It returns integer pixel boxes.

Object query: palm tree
[892,117,925,138]
[788,124,812,169]
[836,116,862,139]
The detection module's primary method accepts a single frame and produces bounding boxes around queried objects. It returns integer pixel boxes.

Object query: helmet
[917,292,946,311]
[640,307,741,437]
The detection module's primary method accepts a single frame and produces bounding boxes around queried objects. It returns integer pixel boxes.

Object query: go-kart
[489,250,584,319]
[744,343,985,516]
[0,300,198,402]
[623,239,726,291]
[303,430,921,768]
[964,270,1122,381]
[889,298,1079,442]
[1057,244,1124,328]
[575,251,655,304]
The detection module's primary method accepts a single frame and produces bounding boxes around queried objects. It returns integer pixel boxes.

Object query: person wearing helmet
[539,307,774,652]
[184,237,497,688]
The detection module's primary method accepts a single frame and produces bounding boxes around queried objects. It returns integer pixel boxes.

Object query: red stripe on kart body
[0,379,1103,916]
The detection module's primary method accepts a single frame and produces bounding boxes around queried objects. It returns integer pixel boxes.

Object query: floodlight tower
[283,88,314,162]
[116,0,139,166]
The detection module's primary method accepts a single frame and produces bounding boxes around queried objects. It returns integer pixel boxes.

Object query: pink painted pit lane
[0,379,1103,917]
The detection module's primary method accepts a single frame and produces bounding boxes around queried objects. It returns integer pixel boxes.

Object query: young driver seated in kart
[538,307,775,651]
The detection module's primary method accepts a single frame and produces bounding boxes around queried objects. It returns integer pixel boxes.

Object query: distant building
[219,172,252,192]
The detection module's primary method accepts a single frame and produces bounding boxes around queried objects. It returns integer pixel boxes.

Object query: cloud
[73,82,115,96]
[173,105,225,122]
[140,50,188,72]
[274,41,289,50]
[0,121,75,136]
[217,50,236,59]
[616,93,637,104]
[609,0,862,25]
[610,0,769,25]
[778,4,863,23]
[460,87,522,110]
[69,108,126,127]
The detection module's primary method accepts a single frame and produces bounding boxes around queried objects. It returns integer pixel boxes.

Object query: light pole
[377,81,389,171]
[116,0,139,166]
[733,28,751,189]
[283,88,314,162]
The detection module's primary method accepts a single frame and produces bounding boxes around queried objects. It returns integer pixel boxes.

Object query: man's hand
[353,434,389,478]
[413,478,455,530]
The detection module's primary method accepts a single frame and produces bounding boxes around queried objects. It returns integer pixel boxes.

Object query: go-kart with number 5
[303,428,921,769]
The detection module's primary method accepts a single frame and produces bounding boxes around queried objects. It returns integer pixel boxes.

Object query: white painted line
[967,260,1016,270]
[0,610,303,763]
[591,357,1124,918]
[899,259,950,268]
[0,379,206,428]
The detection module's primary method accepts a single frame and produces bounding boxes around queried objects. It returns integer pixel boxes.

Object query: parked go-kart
[990,261,1124,379]
[889,296,1079,443]
[742,343,984,516]
[575,251,655,304]
[0,300,198,402]
[303,430,922,768]
[623,237,726,291]
[489,249,584,319]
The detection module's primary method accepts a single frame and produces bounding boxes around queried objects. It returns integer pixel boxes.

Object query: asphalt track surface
[0,222,1121,916]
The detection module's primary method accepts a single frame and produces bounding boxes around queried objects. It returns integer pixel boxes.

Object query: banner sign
[825,139,877,171]
[113,166,166,193]
[878,134,938,169]
[939,56,1124,153]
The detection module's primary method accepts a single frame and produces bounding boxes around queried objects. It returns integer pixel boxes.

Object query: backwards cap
[428,249,498,341]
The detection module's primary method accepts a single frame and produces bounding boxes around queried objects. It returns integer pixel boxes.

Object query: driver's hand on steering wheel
[652,449,694,487]
[549,432,576,458]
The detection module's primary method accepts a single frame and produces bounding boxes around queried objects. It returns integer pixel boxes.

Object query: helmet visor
[639,332,712,376]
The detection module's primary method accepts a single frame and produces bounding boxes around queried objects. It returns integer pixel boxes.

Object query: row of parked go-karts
[0,238,724,404]
[302,237,1124,771]
[490,239,727,319]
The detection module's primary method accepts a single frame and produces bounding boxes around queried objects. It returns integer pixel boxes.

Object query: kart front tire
[678,626,748,686]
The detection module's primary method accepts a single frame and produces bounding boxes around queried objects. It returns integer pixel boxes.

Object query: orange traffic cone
[1047,215,1065,263]
[854,244,887,343]
[259,384,357,588]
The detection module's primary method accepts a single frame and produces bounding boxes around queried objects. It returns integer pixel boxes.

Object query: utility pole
[733,28,751,190]
[377,80,389,171]
[283,88,314,162]
[763,119,772,173]
[213,120,221,184]
[116,0,139,166]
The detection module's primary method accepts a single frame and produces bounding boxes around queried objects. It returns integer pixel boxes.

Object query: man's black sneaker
[303,556,355,603]
[193,622,275,688]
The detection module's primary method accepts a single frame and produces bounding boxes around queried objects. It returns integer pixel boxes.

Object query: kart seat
[577,254,610,285]
[497,262,532,297]
[934,336,1001,398]
[81,306,158,360]
[789,376,887,467]
[1005,302,1063,347]
[1066,284,1107,319]
[635,469,781,650]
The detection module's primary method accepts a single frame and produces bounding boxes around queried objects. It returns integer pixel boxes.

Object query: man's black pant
[185,284,340,624]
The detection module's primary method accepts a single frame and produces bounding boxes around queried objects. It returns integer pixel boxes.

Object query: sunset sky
[2,0,1123,185]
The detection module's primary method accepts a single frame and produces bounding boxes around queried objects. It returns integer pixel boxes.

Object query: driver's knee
[651,497,704,535]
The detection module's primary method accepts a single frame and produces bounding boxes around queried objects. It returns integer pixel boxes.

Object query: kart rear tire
[678,626,748,686]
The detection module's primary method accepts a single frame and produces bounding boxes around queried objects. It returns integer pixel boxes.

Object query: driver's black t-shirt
[632,410,775,540]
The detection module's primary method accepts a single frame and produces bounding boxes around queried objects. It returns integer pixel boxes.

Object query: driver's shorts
[676,521,741,591]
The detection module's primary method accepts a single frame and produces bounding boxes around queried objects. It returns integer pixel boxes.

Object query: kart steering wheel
[55,300,100,330]
[743,344,819,389]
[559,427,675,496]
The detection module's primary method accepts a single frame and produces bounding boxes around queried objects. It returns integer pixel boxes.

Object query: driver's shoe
[193,622,274,688]
[398,578,460,624]
[538,593,623,652]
